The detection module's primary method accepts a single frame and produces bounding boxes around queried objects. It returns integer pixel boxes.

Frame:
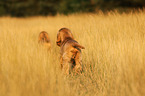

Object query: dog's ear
[72,43,85,49]
[38,32,43,43]
[44,33,50,43]
[56,32,61,46]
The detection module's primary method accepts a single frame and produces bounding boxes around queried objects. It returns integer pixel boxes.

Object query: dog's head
[39,31,50,43]
[56,28,74,46]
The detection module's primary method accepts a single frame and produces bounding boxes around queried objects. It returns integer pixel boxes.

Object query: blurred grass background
[0,11,145,96]
[0,0,145,17]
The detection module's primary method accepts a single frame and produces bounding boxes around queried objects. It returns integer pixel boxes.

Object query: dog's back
[60,38,84,53]
[60,38,84,74]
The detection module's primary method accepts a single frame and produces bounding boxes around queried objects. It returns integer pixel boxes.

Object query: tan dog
[38,31,51,50]
[56,28,85,74]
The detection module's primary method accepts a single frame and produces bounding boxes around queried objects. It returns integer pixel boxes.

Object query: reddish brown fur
[56,28,74,46]
[38,31,51,50]
[56,28,85,74]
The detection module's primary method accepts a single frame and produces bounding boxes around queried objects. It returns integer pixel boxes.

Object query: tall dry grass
[0,11,145,96]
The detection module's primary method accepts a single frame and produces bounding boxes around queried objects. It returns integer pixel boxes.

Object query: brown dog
[56,28,85,74]
[38,31,51,50]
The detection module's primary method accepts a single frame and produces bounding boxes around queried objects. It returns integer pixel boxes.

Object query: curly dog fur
[38,31,51,50]
[56,28,85,74]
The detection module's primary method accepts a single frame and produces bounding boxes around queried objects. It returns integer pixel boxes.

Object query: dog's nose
[56,41,61,46]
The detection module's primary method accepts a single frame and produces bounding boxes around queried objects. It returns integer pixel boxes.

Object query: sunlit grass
[0,11,145,96]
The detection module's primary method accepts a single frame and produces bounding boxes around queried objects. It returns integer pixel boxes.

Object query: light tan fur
[38,31,51,50]
[56,28,85,74]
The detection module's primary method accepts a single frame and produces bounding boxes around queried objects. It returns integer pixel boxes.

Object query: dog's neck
[60,37,73,47]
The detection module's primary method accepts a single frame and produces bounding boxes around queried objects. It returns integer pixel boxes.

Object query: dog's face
[56,28,74,47]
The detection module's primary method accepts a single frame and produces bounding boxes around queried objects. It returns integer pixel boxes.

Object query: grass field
[0,11,145,96]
